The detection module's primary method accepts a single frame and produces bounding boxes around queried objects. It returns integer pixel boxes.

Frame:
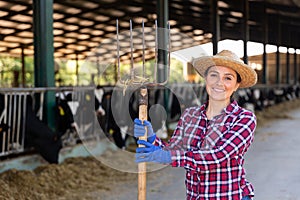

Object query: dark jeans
[242,196,252,200]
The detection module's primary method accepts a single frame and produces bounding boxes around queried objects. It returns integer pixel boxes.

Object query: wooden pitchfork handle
[138,87,148,200]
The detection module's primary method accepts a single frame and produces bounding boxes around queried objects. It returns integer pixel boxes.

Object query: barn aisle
[245,105,300,200]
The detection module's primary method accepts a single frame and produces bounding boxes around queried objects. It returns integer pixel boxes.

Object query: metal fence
[0,88,45,157]
[0,87,99,158]
[0,83,298,158]
[0,92,25,155]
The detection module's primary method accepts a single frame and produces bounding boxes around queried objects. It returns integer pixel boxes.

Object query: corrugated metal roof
[0,0,299,62]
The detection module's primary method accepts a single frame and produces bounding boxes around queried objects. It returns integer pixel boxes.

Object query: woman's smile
[211,87,225,93]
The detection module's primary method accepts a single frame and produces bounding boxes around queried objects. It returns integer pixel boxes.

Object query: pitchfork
[116,19,171,200]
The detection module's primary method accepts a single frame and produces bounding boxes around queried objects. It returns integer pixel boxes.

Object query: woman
[134,50,257,200]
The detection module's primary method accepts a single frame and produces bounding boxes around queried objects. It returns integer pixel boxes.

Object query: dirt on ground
[0,156,137,200]
[0,99,300,200]
[255,98,300,127]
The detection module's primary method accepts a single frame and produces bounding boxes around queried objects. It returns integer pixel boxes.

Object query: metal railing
[0,83,298,158]
[0,87,98,157]
[0,92,26,156]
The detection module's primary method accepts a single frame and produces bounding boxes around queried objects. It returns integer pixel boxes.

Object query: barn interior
[0,0,299,171]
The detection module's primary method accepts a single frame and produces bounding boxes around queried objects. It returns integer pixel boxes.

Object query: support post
[286,49,290,84]
[156,0,169,131]
[276,15,282,84]
[294,52,298,84]
[243,0,249,64]
[262,2,268,84]
[210,0,220,55]
[33,0,55,130]
[276,46,281,84]
[157,0,169,83]
[21,46,25,87]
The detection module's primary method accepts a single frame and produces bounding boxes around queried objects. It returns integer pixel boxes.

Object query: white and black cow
[95,85,129,149]
[59,84,201,150]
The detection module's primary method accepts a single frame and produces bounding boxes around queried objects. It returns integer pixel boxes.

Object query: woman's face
[205,66,240,102]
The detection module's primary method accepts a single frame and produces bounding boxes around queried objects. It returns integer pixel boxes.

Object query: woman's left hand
[135,140,171,164]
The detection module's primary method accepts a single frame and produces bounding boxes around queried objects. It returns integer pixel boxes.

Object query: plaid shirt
[156,100,256,200]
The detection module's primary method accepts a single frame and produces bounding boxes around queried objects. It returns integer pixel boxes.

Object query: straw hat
[192,50,257,88]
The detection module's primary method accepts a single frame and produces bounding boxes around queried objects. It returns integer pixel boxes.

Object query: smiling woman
[134,49,258,200]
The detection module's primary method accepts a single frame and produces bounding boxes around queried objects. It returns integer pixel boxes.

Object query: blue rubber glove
[135,149,172,164]
[134,118,156,143]
[136,140,171,164]
[136,140,161,153]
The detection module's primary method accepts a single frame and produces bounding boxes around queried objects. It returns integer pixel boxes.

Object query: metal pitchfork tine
[116,19,171,200]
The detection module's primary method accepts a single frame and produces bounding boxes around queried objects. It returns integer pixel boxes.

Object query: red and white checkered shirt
[155,100,256,200]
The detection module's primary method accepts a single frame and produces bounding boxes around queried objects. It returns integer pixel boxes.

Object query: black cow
[54,87,125,148]
[285,85,300,100]
[98,85,187,148]
[0,93,62,164]
[25,100,62,164]
[265,86,298,106]
[95,85,133,149]
[295,85,300,98]
[55,92,78,146]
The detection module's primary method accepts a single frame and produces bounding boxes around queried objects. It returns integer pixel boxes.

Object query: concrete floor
[245,108,300,200]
